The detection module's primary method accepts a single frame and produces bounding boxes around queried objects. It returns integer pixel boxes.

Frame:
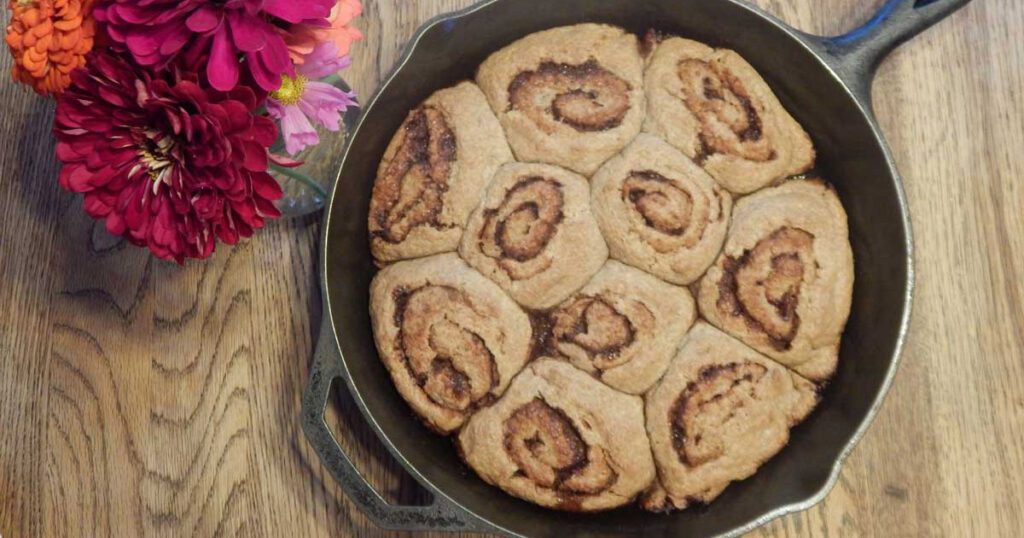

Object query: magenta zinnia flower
[267,42,357,155]
[54,49,283,263]
[95,0,335,91]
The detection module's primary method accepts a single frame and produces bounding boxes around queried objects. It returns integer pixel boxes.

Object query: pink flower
[267,43,357,155]
[285,0,363,65]
[53,49,283,263]
[95,0,336,92]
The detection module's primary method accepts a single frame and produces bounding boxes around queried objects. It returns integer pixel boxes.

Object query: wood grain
[1,0,1022,536]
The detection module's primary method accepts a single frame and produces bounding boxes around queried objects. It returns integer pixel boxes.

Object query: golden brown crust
[643,38,814,194]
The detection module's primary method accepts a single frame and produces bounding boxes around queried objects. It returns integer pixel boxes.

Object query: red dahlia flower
[54,49,283,263]
[95,0,335,91]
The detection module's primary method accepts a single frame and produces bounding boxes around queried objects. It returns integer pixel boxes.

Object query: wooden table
[2,0,1022,536]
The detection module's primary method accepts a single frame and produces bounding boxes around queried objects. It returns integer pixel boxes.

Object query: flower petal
[262,0,332,23]
[252,171,284,200]
[207,29,239,91]
[186,6,222,33]
[295,43,352,79]
[277,104,319,155]
[247,48,282,91]
[227,11,266,53]
[240,141,269,172]
[296,85,354,131]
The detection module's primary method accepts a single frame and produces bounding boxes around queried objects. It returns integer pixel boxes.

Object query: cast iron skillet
[302,0,969,535]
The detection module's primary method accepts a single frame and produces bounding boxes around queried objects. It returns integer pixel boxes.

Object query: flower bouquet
[5,0,363,263]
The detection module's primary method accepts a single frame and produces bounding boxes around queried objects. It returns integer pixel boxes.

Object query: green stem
[269,162,328,199]
[321,73,343,87]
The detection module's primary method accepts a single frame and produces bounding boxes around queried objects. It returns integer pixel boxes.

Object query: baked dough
[458,358,656,511]
[641,322,818,511]
[369,253,531,433]
[592,134,732,285]
[548,261,695,394]
[477,24,645,176]
[459,162,608,309]
[698,179,853,381]
[643,37,814,193]
[369,82,513,263]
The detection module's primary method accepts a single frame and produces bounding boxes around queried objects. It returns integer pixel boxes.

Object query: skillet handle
[805,0,972,104]
[301,316,495,534]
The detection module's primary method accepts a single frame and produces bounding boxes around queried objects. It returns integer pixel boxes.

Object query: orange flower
[285,0,363,65]
[6,0,96,96]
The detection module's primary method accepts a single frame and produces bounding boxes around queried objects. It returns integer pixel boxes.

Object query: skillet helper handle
[301,316,491,533]
[808,0,972,103]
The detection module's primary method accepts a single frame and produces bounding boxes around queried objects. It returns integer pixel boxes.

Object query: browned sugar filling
[508,60,631,133]
[677,59,776,163]
[392,285,498,412]
[479,177,565,280]
[669,362,769,467]
[504,398,616,495]
[370,105,457,244]
[551,296,637,370]
[528,310,556,361]
[623,170,694,236]
[716,227,814,351]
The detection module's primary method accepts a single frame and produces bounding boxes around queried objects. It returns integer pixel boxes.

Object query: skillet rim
[317,0,916,535]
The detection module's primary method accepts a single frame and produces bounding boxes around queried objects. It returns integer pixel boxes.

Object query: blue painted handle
[809,0,972,102]
[830,0,971,65]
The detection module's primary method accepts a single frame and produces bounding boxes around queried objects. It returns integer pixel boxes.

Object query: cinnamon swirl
[643,37,814,194]
[641,323,818,511]
[459,162,608,309]
[458,358,656,511]
[591,134,732,285]
[548,261,696,394]
[369,253,532,433]
[698,179,854,382]
[369,82,514,263]
[476,24,645,176]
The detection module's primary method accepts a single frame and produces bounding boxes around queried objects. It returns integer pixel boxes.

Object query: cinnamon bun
[459,162,608,309]
[643,37,814,194]
[698,179,854,381]
[592,134,732,285]
[369,253,532,433]
[369,82,513,263]
[641,323,818,511]
[548,261,695,394]
[458,358,655,511]
[477,24,645,176]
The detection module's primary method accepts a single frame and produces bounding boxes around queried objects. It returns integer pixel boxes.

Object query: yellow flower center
[271,75,308,106]
[138,131,176,189]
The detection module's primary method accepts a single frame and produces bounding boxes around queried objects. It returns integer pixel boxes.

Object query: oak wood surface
[2,0,1022,536]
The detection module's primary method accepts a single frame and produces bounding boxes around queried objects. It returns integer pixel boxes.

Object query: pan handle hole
[322,378,433,506]
[914,0,941,8]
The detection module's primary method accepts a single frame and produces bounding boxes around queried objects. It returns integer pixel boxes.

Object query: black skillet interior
[321,0,911,536]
